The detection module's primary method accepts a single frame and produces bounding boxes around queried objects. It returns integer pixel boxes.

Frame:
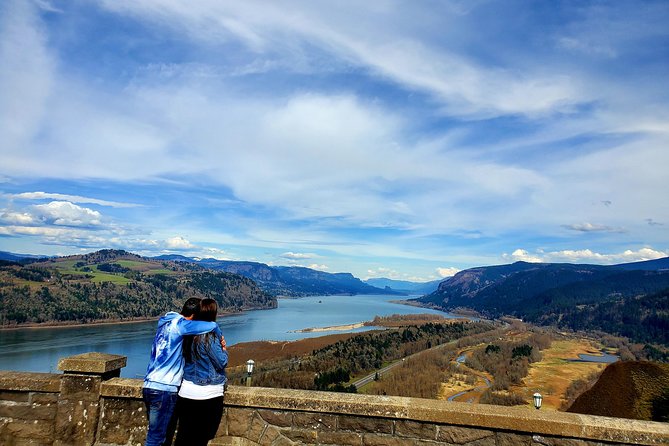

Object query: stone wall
[1,353,668,446]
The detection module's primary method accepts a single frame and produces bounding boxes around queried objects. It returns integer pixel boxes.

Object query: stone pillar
[53,352,127,446]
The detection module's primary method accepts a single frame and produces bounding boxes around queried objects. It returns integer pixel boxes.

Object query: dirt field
[226,332,360,369]
[511,338,608,410]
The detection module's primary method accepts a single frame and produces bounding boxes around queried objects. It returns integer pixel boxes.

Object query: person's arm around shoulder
[178,318,221,336]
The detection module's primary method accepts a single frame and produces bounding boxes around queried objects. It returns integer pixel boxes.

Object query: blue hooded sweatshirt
[143,312,221,392]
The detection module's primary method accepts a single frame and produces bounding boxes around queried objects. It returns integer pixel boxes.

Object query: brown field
[511,338,608,410]
[366,313,466,327]
[226,332,360,369]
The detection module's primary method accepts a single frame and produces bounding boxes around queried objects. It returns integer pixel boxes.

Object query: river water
[0,294,455,378]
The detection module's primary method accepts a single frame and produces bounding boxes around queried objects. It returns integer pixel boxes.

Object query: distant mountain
[364,278,444,295]
[0,249,275,327]
[417,258,669,345]
[568,361,669,421]
[195,259,399,297]
[0,251,49,262]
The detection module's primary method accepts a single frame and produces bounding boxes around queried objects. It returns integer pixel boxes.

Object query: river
[0,294,456,378]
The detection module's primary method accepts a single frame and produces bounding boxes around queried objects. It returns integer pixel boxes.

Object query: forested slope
[0,250,275,327]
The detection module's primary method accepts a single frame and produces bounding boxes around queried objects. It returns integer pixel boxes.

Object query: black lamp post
[245,359,255,387]
[533,392,543,410]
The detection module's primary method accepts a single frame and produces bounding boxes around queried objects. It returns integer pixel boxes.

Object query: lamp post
[245,359,255,387]
[533,392,543,410]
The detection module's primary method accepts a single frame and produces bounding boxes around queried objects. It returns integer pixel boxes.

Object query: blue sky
[1,0,668,281]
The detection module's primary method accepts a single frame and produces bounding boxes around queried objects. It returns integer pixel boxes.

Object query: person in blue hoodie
[142,298,222,446]
[174,298,228,446]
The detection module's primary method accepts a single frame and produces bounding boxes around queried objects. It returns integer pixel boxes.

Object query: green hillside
[0,249,276,327]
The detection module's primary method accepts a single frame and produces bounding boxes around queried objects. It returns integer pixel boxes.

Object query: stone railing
[0,353,667,445]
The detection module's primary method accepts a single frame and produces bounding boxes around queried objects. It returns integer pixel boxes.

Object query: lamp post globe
[533,392,543,410]
[246,359,255,376]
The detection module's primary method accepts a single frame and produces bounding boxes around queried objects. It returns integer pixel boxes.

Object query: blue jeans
[143,388,178,446]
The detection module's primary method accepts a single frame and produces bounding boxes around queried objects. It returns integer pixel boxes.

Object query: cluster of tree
[466,331,551,392]
[234,321,497,392]
[361,326,511,399]
[0,262,276,326]
[10,266,52,282]
[547,288,669,345]
[420,261,669,348]
[96,263,130,274]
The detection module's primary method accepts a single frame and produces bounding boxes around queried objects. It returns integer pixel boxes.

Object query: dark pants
[142,388,178,446]
[174,395,225,446]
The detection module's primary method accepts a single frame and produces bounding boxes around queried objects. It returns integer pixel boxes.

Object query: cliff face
[568,361,669,421]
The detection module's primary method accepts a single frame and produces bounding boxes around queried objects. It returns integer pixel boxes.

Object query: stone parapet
[98,377,669,446]
[3,355,669,445]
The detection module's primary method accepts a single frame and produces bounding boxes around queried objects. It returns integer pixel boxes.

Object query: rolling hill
[417,258,669,345]
[154,255,399,297]
[0,250,275,327]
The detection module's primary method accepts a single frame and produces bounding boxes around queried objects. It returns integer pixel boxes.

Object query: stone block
[0,371,61,393]
[54,400,100,445]
[281,427,318,443]
[293,412,337,431]
[362,433,418,446]
[0,390,30,402]
[497,432,532,446]
[57,352,126,375]
[530,435,597,446]
[100,377,143,398]
[394,419,437,440]
[318,430,364,445]
[258,424,283,446]
[246,413,268,443]
[30,392,59,404]
[4,419,55,441]
[338,415,393,434]
[97,397,147,445]
[257,408,293,427]
[215,409,229,437]
[437,425,495,444]
[60,375,102,401]
[226,407,255,437]
[0,401,57,420]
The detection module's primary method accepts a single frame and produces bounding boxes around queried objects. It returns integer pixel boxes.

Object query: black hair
[183,299,219,363]
[181,298,201,317]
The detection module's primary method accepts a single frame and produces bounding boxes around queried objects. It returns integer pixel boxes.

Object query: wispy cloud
[562,223,626,233]
[0,0,667,278]
[9,192,141,208]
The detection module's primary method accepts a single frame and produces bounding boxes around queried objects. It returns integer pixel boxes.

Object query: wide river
[0,294,455,378]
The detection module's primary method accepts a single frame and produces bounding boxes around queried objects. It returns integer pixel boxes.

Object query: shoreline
[290,322,366,333]
[0,309,245,332]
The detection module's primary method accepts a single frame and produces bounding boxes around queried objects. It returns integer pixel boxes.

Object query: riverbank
[291,322,366,333]
[0,309,244,331]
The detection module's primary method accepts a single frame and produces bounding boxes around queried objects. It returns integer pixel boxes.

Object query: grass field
[511,338,608,410]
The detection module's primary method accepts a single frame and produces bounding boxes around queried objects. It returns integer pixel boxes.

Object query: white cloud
[279,252,314,260]
[0,211,35,225]
[165,236,195,250]
[562,222,626,233]
[10,192,140,208]
[308,263,329,271]
[504,247,668,265]
[33,201,102,227]
[436,267,460,278]
[502,249,544,263]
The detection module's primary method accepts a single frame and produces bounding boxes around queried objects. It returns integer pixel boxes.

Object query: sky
[1,0,668,282]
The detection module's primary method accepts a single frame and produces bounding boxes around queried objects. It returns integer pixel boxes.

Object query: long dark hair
[183,298,218,362]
